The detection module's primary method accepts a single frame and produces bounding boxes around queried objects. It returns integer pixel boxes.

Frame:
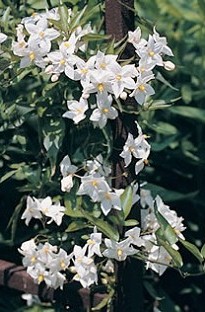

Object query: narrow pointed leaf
[179,239,203,263]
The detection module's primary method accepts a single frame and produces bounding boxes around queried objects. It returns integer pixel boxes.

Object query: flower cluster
[21,196,65,226]
[11,7,175,131]
[141,189,186,275]
[8,5,190,294]
[19,240,72,289]
[120,122,151,175]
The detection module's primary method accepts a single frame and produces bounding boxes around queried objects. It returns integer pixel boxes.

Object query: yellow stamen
[60,260,66,269]
[38,274,44,284]
[149,51,155,57]
[19,41,25,48]
[138,84,145,91]
[80,68,88,74]
[64,42,70,48]
[117,248,123,259]
[39,31,45,38]
[100,63,106,69]
[92,180,98,187]
[60,59,66,65]
[116,74,122,81]
[29,52,35,61]
[31,256,36,264]
[87,239,95,245]
[102,108,109,113]
[97,83,104,92]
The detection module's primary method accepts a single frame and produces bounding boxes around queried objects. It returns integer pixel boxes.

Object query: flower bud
[120,91,127,100]
[51,74,59,82]
[163,61,175,71]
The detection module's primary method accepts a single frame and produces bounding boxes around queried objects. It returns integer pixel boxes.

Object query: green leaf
[121,186,133,219]
[154,207,178,245]
[124,219,139,226]
[66,220,88,232]
[59,4,69,35]
[0,170,17,183]
[156,234,183,268]
[179,239,203,263]
[80,210,119,241]
[200,244,205,259]
[169,106,205,123]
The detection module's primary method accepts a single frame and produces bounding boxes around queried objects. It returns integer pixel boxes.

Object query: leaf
[124,219,139,226]
[80,210,119,241]
[121,186,133,219]
[156,235,183,268]
[179,239,203,263]
[92,288,114,311]
[169,106,205,123]
[201,244,205,258]
[66,221,87,232]
[0,170,17,183]
[154,208,178,245]
[156,72,179,91]
[143,183,198,203]
[58,4,69,35]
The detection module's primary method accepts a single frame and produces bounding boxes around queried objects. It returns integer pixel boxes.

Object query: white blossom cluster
[120,122,151,175]
[11,8,175,130]
[19,240,72,289]
[60,153,123,216]
[140,189,186,275]
[21,196,65,226]
[11,6,188,291]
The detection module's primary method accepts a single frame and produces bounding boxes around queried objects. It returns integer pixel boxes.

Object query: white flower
[98,190,121,216]
[120,133,138,167]
[84,70,113,95]
[144,240,172,275]
[86,228,102,257]
[109,63,137,98]
[85,154,111,177]
[18,41,49,68]
[128,27,147,50]
[21,196,42,225]
[94,51,118,71]
[72,245,98,288]
[77,173,111,202]
[130,73,155,105]
[21,294,41,307]
[90,93,118,128]
[103,238,136,261]
[63,97,88,124]
[0,31,7,44]
[60,155,77,192]
[25,18,60,52]
[125,226,144,247]
[153,27,174,56]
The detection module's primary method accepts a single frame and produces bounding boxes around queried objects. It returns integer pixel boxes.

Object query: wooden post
[105,1,144,311]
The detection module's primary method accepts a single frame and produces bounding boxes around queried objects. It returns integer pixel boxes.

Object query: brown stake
[105,1,144,311]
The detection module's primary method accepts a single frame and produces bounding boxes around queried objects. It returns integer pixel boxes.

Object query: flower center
[149,51,155,57]
[60,59,66,65]
[138,84,145,91]
[29,52,35,61]
[102,108,109,113]
[80,68,88,74]
[116,74,122,81]
[37,274,44,284]
[100,63,106,69]
[97,83,105,92]
[117,248,123,259]
[39,31,45,38]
